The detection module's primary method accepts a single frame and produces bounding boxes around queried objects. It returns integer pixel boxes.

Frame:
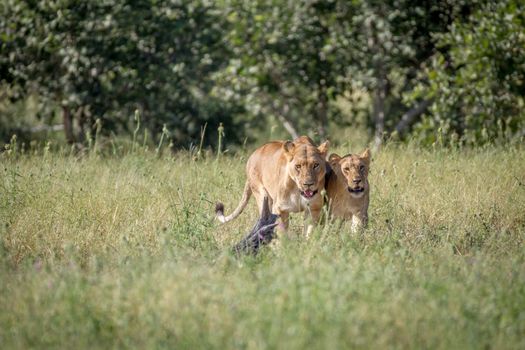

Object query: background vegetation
[1,0,524,149]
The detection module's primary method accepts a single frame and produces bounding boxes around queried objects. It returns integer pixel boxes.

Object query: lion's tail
[215,181,252,224]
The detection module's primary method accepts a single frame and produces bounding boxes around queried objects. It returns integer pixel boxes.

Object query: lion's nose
[303,181,315,187]
[352,178,361,184]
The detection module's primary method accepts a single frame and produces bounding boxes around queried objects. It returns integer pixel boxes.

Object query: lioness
[216,136,329,235]
[326,149,370,232]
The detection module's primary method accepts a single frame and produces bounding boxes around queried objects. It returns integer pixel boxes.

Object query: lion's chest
[277,191,310,213]
[330,194,366,219]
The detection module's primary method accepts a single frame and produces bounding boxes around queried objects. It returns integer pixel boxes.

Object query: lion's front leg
[277,210,289,232]
[304,205,323,238]
[350,210,367,233]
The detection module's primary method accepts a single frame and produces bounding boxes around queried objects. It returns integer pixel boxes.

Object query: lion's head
[283,139,329,200]
[329,148,370,198]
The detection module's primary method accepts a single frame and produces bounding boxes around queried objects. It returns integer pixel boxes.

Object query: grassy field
[1,143,524,349]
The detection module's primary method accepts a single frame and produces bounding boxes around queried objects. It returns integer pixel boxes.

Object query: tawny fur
[216,136,329,234]
[326,149,371,232]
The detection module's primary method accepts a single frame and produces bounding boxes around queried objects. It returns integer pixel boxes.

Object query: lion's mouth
[348,187,365,194]
[300,189,318,199]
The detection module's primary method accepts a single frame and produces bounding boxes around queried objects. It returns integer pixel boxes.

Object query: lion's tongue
[304,190,314,198]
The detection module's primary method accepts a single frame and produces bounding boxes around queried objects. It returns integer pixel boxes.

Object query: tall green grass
[1,144,524,349]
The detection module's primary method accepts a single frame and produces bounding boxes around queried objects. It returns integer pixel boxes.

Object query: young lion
[216,136,329,235]
[325,149,371,232]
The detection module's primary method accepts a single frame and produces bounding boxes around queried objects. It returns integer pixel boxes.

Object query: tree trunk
[62,106,75,144]
[76,107,87,143]
[365,8,388,151]
[317,88,329,140]
[373,74,387,150]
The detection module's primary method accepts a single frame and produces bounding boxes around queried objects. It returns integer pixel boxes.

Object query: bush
[413,0,525,145]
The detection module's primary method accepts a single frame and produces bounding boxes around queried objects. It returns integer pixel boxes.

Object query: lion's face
[283,140,329,200]
[329,149,370,199]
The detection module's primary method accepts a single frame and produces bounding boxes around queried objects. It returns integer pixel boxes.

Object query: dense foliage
[1,0,524,147]
[0,0,241,147]
[413,0,525,145]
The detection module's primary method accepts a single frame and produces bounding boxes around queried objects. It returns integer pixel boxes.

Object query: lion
[325,148,371,232]
[216,136,330,236]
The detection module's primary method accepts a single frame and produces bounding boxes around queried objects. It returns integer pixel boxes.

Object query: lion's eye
[360,165,365,172]
[295,164,301,170]
[344,167,350,172]
[313,163,319,169]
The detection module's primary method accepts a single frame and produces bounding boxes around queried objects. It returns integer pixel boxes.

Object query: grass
[1,143,524,349]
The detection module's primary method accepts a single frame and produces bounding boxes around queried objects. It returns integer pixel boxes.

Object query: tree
[0,0,241,148]
[2,0,522,149]
[411,0,525,145]
[337,0,482,148]
[216,0,352,141]
[217,0,480,147]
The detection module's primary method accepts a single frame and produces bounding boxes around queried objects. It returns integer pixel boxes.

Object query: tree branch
[276,103,299,139]
[253,90,300,139]
[394,99,433,135]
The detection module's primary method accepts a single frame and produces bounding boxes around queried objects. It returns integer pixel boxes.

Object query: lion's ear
[328,153,341,166]
[360,148,371,165]
[318,140,330,157]
[283,141,295,160]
